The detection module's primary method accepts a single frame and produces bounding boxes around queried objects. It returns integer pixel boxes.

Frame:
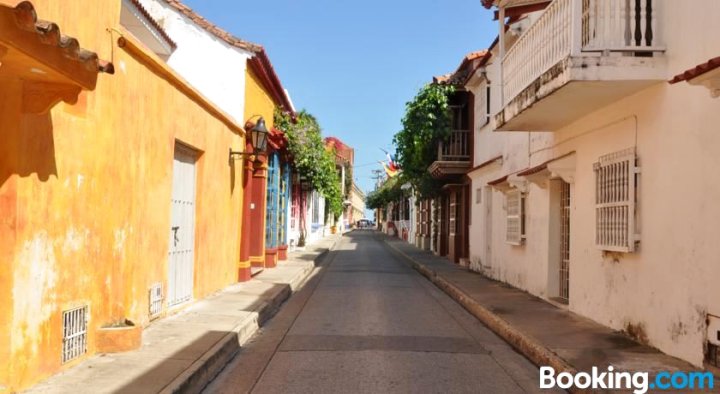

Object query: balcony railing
[502,0,662,105]
[438,130,470,161]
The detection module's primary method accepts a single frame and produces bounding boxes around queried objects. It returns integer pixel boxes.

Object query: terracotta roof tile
[161,0,262,53]
[488,174,509,186]
[668,56,720,84]
[516,151,575,176]
[434,49,491,86]
[468,155,503,174]
[248,49,295,116]
[2,1,112,81]
[129,0,176,50]
[16,2,96,68]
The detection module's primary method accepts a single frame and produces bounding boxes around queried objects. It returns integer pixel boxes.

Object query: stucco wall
[244,66,277,130]
[0,0,245,390]
[467,0,720,366]
[139,0,251,124]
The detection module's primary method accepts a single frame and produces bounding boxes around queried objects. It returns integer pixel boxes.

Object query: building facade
[240,49,295,278]
[349,182,366,226]
[467,0,720,367]
[0,0,248,390]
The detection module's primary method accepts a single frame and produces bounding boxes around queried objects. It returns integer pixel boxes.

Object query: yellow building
[239,48,295,277]
[0,0,249,391]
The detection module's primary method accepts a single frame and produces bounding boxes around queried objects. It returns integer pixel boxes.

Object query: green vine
[275,109,343,218]
[365,177,404,210]
[392,83,455,198]
[344,162,353,199]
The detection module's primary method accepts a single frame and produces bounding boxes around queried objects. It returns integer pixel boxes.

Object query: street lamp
[229,115,269,165]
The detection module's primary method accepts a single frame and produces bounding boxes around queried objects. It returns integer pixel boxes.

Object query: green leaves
[275,109,344,218]
[365,177,404,210]
[392,83,455,198]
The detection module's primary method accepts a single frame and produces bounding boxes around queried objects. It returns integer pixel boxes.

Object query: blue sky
[183,0,497,212]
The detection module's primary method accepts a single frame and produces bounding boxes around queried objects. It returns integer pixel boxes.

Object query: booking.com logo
[540,366,715,393]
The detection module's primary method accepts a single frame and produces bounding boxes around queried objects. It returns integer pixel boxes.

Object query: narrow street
[204,231,556,393]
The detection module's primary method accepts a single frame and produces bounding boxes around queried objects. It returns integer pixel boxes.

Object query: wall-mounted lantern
[229,115,269,165]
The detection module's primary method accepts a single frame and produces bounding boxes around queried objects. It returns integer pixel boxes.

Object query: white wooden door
[168,144,196,307]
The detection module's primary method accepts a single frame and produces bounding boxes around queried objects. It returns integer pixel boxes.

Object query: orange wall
[0,0,245,391]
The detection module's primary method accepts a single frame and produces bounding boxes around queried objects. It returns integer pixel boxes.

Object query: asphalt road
[203,231,559,394]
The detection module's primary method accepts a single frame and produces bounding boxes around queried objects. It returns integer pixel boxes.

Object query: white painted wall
[467,0,720,366]
[139,0,251,124]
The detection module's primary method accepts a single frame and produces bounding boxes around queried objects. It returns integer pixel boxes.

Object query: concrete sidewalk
[382,235,719,392]
[27,236,339,394]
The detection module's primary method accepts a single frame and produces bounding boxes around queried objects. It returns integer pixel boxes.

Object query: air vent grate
[62,306,88,363]
[149,283,163,319]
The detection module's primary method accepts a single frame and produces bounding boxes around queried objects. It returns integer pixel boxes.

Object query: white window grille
[62,306,88,363]
[506,189,526,245]
[594,148,639,252]
[149,283,163,319]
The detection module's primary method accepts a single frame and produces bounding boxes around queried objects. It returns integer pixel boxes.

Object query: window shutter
[506,189,523,245]
[594,148,638,252]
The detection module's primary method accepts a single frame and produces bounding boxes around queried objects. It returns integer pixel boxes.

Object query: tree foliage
[275,109,343,218]
[365,178,404,210]
[392,83,455,198]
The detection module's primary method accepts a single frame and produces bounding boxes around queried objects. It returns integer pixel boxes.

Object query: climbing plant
[344,162,353,199]
[392,83,455,198]
[365,177,404,210]
[275,109,343,218]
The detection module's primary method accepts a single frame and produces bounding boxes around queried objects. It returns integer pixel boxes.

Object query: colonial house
[325,136,354,231]
[412,52,485,264]
[138,0,254,124]
[467,0,720,367]
[349,182,367,227]
[240,50,295,277]
[138,0,297,279]
[0,0,250,390]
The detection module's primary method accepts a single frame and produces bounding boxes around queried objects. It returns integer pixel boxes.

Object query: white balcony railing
[502,0,661,105]
[438,129,470,161]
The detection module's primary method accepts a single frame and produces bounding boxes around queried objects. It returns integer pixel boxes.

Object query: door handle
[171,226,180,246]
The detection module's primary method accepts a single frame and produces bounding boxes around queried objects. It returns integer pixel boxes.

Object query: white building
[133,0,254,123]
[466,0,720,367]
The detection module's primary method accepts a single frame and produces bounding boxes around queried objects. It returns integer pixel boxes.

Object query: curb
[160,238,339,394]
[382,237,585,394]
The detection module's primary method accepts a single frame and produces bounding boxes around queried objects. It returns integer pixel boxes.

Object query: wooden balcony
[495,0,666,131]
[428,129,471,179]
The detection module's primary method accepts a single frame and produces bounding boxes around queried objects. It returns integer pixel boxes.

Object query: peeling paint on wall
[12,232,58,357]
[62,227,88,255]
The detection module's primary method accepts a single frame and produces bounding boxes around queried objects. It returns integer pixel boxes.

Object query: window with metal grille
[149,283,163,319]
[62,306,88,363]
[559,181,571,302]
[594,148,639,252]
[506,189,526,245]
